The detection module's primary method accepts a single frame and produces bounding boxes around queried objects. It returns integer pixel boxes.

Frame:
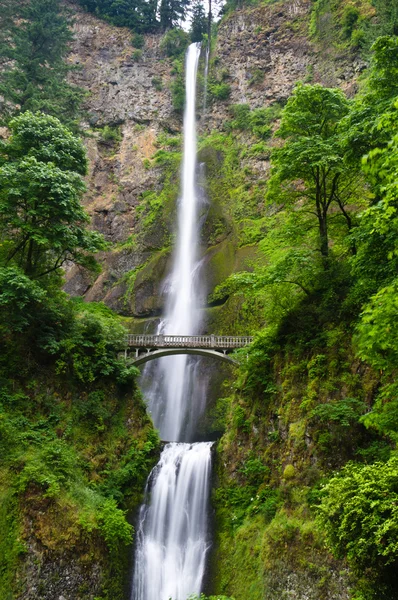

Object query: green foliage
[227,103,281,140]
[310,397,366,427]
[268,83,363,259]
[78,0,158,32]
[0,0,84,127]
[159,0,190,29]
[355,280,398,372]
[160,28,190,58]
[54,301,138,385]
[131,33,145,48]
[97,499,133,552]
[317,456,398,571]
[189,0,208,42]
[0,268,47,334]
[170,58,186,112]
[100,125,123,144]
[342,6,360,40]
[209,82,231,101]
[132,49,143,62]
[0,112,105,278]
[152,77,163,91]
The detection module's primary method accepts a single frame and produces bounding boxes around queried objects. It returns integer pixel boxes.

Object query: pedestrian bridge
[125,334,253,366]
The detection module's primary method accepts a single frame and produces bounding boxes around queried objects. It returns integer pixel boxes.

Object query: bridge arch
[129,348,239,367]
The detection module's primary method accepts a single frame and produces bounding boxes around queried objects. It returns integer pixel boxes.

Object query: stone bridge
[125,334,253,366]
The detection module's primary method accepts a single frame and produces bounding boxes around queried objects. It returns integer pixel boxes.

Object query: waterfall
[131,44,212,600]
[203,44,210,114]
[132,443,212,600]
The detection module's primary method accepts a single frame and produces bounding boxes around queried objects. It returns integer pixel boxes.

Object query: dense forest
[0,0,398,599]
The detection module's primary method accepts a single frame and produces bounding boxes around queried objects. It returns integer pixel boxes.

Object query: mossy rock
[197,145,224,170]
[128,249,171,317]
[203,238,237,296]
[282,464,296,479]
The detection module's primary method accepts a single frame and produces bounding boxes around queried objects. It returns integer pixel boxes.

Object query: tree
[0,0,84,127]
[190,0,207,42]
[268,84,363,260]
[0,112,105,278]
[372,0,398,37]
[342,36,398,167]
[159,0,190,30]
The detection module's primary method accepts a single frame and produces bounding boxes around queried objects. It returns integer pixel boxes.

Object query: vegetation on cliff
[207,25,398,600]
[0,108,159,600]
[0,0,84,128]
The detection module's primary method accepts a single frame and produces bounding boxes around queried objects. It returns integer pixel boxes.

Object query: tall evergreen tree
[159,0,189,30]
[190,0,207,42]
[373,0,398,37]
[0,0,84,127]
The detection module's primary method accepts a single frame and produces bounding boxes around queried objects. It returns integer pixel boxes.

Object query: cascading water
[132,443,212,600]
[131,44,213,600]
[203,44,210,114]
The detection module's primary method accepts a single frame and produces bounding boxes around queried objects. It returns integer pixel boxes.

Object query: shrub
[210,82,231,101]
[160,28,190,58]
[100,125,122,144]
[171,77,185,112]
[0,268,47,334]
[132,49,142,62]
[249,68,264,86]
[97,499,133,552]
[342,6,360,40]
[131,33,145,48]
[152,76,163,91]
[310,397,366,427]
[317,456,398,571]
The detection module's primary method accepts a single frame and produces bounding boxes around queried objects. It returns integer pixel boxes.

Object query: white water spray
[131,44,212,600]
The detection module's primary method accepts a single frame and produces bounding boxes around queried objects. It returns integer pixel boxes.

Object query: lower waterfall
[131,443,213,600]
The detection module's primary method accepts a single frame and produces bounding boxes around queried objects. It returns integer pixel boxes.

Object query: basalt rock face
[207,0,364,129]
[64,4,178,311]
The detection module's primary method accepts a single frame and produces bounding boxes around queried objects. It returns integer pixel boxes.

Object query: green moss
[283,464,296,479]
[0,472,23,599]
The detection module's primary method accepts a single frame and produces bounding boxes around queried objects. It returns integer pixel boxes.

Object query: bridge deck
[126,334,253,350]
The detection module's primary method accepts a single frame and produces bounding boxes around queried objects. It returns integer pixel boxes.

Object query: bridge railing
[125,334,253,349]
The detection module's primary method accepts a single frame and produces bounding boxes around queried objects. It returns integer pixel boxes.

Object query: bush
[210,82,231,101]
[171,77,185,112]
[53,302,138,385]
[0,268,47,334]
[249,68,264,86]
[100,125,122,144]
[160,28,190,58]
[317,456,398,571]
[342,6,360,40]
[310,397,366,427]
[227,103,278,140]
[132,49,142,62]
[97,498,133,552]
[131,33,145,48]
[151,76,163,91]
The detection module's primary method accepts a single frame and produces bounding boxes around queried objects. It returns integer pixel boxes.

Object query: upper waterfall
[147,43,204,442]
